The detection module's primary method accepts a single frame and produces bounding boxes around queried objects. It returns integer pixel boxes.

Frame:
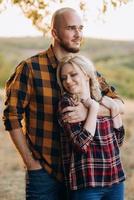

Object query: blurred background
[0,0,134,199]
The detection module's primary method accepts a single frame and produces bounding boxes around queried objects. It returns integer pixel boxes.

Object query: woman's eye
[61,73,78,81]
[61,77,66,81]
[71,73,78,77]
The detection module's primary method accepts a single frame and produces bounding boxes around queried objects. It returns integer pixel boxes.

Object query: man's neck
[52,44,73,61]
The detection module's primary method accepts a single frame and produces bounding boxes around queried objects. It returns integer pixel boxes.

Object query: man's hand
[61,102,87,123]
[26,158,42,171]
[10,128,42,171]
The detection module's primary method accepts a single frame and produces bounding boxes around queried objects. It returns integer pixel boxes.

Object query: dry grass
[0,92,134,200]
[0,91,25,200]
[0,132,25,200]
[121,100,134,200]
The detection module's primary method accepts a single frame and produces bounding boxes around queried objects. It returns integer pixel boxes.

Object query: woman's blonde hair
[57,55,102,102]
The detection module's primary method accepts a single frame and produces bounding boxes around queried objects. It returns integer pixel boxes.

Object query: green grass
[96,65,134,99]
[0,36,134,99]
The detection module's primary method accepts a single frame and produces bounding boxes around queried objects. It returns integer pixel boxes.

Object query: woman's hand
[82,98,99,111]
[101,96,119,116]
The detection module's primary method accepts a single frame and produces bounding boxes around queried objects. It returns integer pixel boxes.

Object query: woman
[57,55,125,200]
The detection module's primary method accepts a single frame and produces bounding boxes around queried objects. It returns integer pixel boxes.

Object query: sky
[0,1,134,40]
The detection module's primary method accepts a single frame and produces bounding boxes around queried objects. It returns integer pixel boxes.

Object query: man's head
[51,8,83,53]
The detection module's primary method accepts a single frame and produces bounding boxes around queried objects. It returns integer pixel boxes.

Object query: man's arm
[9,128,42,170]
[3,62,42,170]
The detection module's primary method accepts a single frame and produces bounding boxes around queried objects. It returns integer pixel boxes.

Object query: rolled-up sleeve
[114,126,125,147]
[96,71,123,102]
[3,61,33,130]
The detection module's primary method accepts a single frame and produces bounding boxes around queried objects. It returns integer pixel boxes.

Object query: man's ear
[51,28,60,41]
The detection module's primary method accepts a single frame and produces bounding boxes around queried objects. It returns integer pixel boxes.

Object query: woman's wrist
[112,113,120,119]
[81,98,99,113]
[81,98,93,108]
[98,96,103,103]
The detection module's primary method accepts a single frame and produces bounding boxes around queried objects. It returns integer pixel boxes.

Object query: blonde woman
[57,55,125,200]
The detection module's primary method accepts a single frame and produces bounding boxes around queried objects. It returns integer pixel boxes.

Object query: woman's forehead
[61,62,83,73]
[61,63,74,73]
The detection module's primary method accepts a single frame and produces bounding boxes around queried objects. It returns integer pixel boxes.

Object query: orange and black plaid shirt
[3,45,121,182]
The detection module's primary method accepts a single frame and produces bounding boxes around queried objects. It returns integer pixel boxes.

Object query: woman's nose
[66,75,72,83]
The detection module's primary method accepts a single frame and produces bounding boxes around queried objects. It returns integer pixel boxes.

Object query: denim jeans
[70,182,125,200]
[26,168,67,200]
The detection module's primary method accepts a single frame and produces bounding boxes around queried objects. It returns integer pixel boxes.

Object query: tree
[0,0,131,34]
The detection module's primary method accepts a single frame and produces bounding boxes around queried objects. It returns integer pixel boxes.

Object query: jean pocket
[26,168,61,200]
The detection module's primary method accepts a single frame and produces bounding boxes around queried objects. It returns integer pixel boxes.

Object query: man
[3,7,124,200]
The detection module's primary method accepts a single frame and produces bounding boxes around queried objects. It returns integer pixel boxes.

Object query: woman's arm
[110,102,125,147]
[81,98,99,135]
[100,96,124,115]
[58,96,99,153]
[61,72,124,123]
[113,126,125,147]
[99,96,125,146]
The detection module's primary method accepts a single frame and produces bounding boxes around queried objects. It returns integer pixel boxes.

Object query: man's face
[54,11,83,53]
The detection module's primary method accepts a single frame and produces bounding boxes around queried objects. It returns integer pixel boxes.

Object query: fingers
[61,106,81,123]
[61,102,87,123]
[63,115,80,123]
[62,109,77,121]
[61,106,74,114]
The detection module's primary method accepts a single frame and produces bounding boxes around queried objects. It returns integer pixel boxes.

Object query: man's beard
[59,39,81,53]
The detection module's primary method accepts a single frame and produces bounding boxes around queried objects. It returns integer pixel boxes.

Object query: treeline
[0,37,134,98]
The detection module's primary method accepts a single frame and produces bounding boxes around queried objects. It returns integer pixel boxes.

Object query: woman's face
[60,62,88,95]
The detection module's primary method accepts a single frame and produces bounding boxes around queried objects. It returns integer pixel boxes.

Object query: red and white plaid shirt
[58,93,125,190]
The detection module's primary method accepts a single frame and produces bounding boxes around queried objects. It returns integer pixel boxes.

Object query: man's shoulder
[13,51,46,72]
[15,45,56,72]
[19,47,52,72]
[25,49,48,64]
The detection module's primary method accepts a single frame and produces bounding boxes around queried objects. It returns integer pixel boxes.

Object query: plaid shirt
[3,45,123,182]
[58,93,125,190]
[3,45,63,181]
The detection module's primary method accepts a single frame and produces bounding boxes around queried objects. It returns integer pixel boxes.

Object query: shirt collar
[46,45,59,69]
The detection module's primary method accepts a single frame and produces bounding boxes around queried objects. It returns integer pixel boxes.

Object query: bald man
[3,7,124,200]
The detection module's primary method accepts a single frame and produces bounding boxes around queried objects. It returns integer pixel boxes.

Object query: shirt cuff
[4,119,22,131]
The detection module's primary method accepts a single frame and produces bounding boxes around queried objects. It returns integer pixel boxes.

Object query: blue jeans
[71,182,125,200]
[26,168,67,200]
